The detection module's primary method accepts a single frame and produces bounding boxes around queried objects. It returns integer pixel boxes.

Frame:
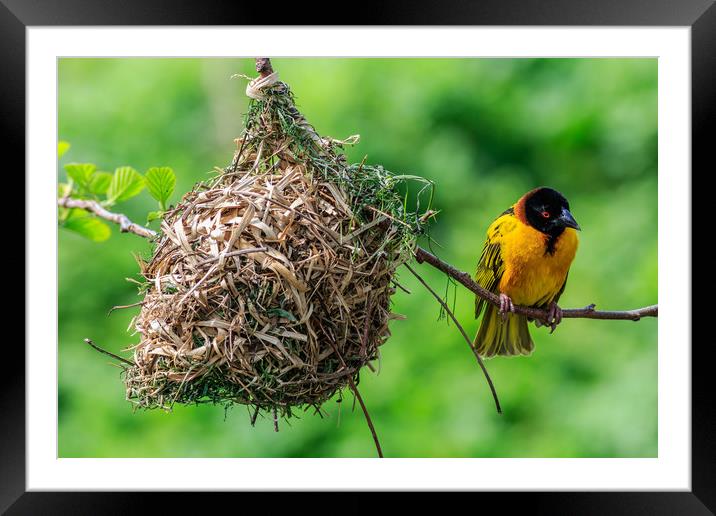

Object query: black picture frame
[5,0,710,513]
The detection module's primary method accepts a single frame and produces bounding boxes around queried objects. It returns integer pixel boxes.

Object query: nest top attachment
[123,66,433,419]
[245,70,280,100]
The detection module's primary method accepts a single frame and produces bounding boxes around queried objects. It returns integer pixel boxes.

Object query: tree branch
[414,246,657,322]
[58,198,657,323]
[58,197,158,240]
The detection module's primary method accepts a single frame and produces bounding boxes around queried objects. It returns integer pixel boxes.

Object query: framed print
[6,0,712,512]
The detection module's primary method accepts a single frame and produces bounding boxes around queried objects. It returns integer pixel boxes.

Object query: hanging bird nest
[122,65,434,418]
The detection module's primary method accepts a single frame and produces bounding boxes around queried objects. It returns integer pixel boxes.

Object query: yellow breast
[499,222,578,307]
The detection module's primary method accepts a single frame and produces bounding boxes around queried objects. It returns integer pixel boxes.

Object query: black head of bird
[522,187,581,236]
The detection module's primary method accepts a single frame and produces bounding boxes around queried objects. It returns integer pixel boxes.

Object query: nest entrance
[124,68,432,419]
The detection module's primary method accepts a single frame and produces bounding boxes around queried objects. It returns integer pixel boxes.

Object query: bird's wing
[552,271,569,305]
[474,209,516,319]
[530,272,570,314]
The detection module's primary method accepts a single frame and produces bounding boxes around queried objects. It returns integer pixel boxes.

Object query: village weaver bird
[474,187,580,357]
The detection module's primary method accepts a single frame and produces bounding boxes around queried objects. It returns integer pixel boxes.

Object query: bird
[473,187,580,358]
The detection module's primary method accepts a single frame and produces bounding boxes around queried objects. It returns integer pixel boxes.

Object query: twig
[84,338,135,367]
[325,336,384,458]
[255,57,274,78]
[346,373,383,458]
[405,263,502,415]
[107,301,144,316]
[414,247,658,322]
[58,198,157,239]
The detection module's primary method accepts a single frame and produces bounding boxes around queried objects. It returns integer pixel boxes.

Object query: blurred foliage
[58,58,657,458]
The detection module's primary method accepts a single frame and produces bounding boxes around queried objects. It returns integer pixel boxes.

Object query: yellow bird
[474,187,580,357]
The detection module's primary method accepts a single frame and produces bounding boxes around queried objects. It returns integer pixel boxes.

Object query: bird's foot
[499,293,515,321]
[546,301,563,334]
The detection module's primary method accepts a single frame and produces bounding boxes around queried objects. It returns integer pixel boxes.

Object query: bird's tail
[474,304,534,358]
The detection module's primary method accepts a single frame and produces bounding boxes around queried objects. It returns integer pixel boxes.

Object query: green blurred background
[58,58,657,458]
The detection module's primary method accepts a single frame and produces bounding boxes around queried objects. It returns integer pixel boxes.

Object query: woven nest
[123,70,433,418]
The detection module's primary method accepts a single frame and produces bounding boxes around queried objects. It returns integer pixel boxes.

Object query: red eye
[541,211,550,218]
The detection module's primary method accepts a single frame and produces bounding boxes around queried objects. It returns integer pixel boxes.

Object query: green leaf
[107,166,145,204]
[64,163,96,187]
[65,208,88,220]
[147,210,164,223]
[267,308,297,322]
[58,141,70,159]
[88,171,112,195]
[144,167,176,208]
[64,216,111,242]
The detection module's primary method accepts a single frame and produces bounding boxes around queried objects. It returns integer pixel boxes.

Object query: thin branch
[324,330,383,458]
[107,301,144,316]
[63,198,656,333]
[346,373,383,458]
[84,338,135,367]
[59,186,657,325]
[58,198,157,240]
[405,263,502,415]
[414,246,658,322]
[347,377,383,457]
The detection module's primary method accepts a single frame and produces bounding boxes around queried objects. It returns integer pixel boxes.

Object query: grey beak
[560,208,580,230]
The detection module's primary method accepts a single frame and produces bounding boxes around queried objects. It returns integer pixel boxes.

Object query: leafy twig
[58,197,158,239]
